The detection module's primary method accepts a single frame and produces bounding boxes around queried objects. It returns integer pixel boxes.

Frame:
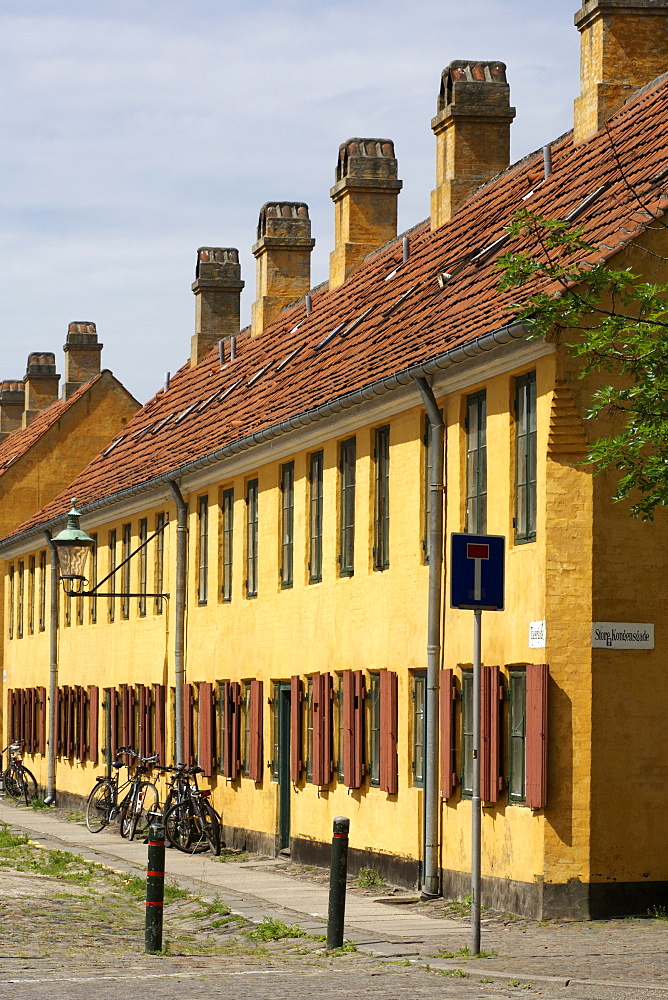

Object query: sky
[0,1,579,404]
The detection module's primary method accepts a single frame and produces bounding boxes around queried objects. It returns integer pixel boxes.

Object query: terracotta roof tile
[7,74,668,541]
[0,374,106,479]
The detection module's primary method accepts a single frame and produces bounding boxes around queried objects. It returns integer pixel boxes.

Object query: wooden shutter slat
[379,670,398,794]
[439,669,457,798]
[198,682,215,777]
[290,675,303,783]
[249,679,263,782]
[37,686,47,756]
[526,663,549,809]
[153,684,166,765]
[88,686,99,763]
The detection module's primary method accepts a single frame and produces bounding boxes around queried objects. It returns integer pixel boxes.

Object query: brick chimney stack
[23,353,60,427]
[63,321,103,399]
[191,247,245,366]
[430,60,516,230]
[251,202,315,336]
[329,138,402,291]
[0,381,25,441]
[574,0,668,144]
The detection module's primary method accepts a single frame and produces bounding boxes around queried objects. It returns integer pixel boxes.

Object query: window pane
[461,672,473,796]
[138,519,147,617]
[309,452,323,584]
[281,463,294,589]
[509,671,526,803]
[339,439,356,576]
[198,496,208,605]
[374,426,390,571]
[368,673,380,787]
[515,373,537,543]
[246,480,258,597]
[413,673,426,786]
[222,489,234,602]
[466,392,487,534]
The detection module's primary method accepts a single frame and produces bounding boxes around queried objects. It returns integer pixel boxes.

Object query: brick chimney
[23,353,60,427]
[430,60,516,230]
[0,381,25,441]
[329,138,402,290]
[574,0,668,144]
[62,321,103,399]
[251,202,315,336]
[191,247,244,366]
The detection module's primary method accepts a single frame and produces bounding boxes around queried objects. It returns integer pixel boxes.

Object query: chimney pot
[191,246,244,365]
[329,137,402,290]
[251,202,315,336]
[0,379,25,440]
[23,352,60,425]
[430,60,516,229]
[62,321,103,399]
[574,0,668,143]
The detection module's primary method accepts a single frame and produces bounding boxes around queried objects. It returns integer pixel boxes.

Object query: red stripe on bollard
[147,870,164,877]
[146,901,164,907]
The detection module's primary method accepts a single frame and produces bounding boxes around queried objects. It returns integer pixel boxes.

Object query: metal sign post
[451,533,505,957]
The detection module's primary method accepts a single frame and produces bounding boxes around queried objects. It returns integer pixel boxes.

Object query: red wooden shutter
[322,673,333,786]
[290,675,303,783]
[67,687,76,757]
[137,685,151,759]
[480,668,492,802]
[379,670,398,794]
[490,666,504,798]
[153,684,166,765]
[37,686,47,756]
[311,673,323,785]
[78,686,88,760]
[183,683,194,766]
[480,666,502,804]
[230,681,241,779]
[526,663,549,809]
[18,689,26,745]
[26,689,35,754]
[249,679,264,782]
[343,670,365,788]
[7,690,15,742]
[439,669,457,798]
[198,682,215,777]
[109,688,118,757]
[120,684,133,749]
[88,686,99,763]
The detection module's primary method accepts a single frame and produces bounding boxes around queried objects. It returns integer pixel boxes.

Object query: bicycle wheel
[128,781,160,841]
[21,768,38,805]
[164,800,195,853]
[198,799,221,856]
[3,764,23,801]
[86,781,115,833]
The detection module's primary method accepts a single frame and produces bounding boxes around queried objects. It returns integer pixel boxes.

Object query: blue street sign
[450,533,505,611]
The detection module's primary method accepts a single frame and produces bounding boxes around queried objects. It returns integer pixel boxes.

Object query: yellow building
[3,0,668,919]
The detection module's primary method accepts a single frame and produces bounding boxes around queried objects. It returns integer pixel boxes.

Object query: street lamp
[51,498,95,592]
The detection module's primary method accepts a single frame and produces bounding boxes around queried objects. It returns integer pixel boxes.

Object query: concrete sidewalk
[3,800,668,998]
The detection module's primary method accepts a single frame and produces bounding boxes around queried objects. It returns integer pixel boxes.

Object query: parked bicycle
[2,740,38,805]
[163,764,221,856]
[85,747,160,840]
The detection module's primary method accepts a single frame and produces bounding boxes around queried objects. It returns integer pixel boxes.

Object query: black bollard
[145,819,165,953]
[327,816,350,949]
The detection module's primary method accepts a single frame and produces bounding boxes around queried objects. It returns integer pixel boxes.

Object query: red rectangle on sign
[467,543,490,560]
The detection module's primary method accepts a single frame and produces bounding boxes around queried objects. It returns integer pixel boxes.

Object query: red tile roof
[6,73,668,543]
[0,374,106,478]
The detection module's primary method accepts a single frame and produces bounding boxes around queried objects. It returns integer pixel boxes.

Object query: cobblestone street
[2,803,668,1000]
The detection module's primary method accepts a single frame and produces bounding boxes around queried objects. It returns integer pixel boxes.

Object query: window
[89,534,98,624]
[309,451,323,584]
[221,488,234,602]
[508,669,526,804]
[242,682,252,778]
[423,417,432,563]
[121,524,131,619]
[8,564,15,639]
[197,496,208,605]
[339,438,356,577]
[28,556,35,635]
[466,391,487,534]
[367,671,380,787]
[17,561,24,638]
[306,676,314,782]
[412,671,427,786]
[461,670,473,796]
[138,519,147,617]
[373,426,390,571]
[270,683,280,782]
[246,479,258,598]
[280,463,294,589]
[39,551,46,632]
[515,372,537,543]
[155,513,165,615]
[108,530,117,622]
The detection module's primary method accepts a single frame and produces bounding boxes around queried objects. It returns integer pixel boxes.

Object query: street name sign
[591,622,654,650]
[450,533,505,611]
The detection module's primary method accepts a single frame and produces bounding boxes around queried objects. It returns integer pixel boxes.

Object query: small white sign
[592,622,654,650]
[529,621,546,648]
[2,670,5,683]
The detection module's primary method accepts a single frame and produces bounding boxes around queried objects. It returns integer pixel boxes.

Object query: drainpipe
[43,531,59,805]
[415,376,445,899]
[168,480,187,767]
